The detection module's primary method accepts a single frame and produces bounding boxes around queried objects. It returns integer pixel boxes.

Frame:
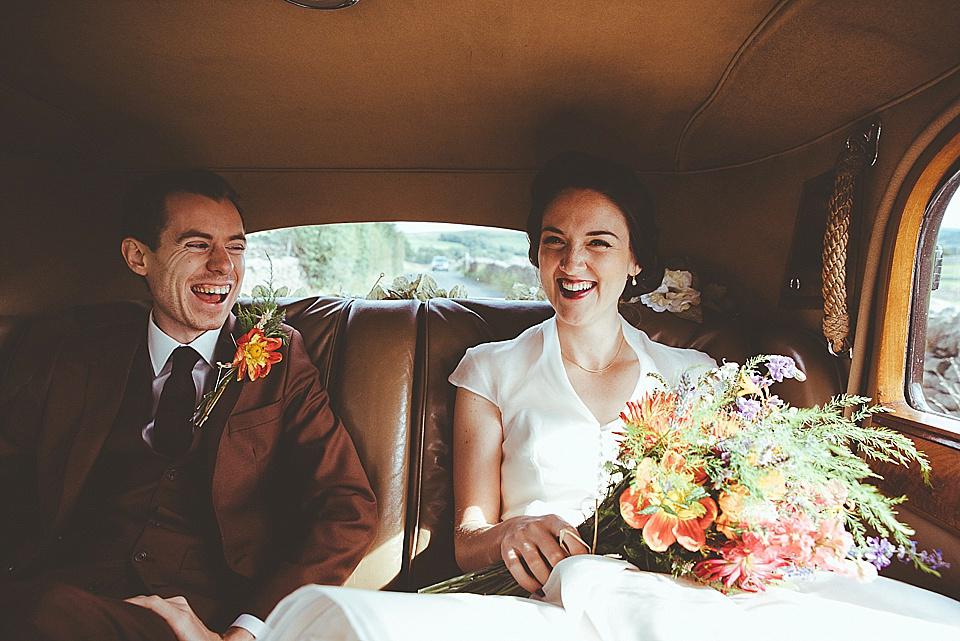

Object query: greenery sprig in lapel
[193,282,290,429]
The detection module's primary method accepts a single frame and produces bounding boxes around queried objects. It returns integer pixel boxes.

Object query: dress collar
[543,314,659,426]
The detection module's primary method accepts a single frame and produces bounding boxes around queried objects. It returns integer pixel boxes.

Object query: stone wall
[923,307,960,414]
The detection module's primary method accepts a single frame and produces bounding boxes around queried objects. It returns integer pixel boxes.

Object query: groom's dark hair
[525,151,664,297]
[121,169,244,250]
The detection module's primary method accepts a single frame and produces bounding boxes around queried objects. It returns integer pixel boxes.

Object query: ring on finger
[558,526,589,553]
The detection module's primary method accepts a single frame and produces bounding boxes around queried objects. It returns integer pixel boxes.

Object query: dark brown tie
[153,346,202,458]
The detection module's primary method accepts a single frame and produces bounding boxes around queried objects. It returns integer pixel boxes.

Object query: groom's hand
[125,594,226,641]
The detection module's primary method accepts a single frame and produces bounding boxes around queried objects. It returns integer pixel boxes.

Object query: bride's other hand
[498,514,589,593]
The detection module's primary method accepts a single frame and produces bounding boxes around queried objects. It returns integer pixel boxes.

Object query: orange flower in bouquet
[619,456,718,553]
[621,392,680,449]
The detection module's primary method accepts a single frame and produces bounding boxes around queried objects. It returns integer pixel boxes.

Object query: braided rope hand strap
[821,122,880,357]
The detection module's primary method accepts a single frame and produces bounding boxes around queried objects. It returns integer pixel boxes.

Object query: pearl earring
[631,275,637,287]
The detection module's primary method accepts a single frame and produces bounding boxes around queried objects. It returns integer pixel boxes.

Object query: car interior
[1,0,960,605]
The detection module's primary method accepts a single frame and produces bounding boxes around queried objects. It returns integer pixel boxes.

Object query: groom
[0,170,378,640]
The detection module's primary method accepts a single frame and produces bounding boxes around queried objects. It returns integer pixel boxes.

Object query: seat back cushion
[276,297,421,589]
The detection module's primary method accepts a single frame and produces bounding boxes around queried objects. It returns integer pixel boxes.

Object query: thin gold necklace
[561,332,625,374]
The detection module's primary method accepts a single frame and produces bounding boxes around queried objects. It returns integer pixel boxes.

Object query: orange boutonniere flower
[231,327,283,381]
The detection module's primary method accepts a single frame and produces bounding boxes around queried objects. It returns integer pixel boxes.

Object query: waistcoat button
[134,551,148,562]
[166,469,178,481]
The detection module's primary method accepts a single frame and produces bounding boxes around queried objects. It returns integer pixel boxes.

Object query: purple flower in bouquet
[735,396,762,420]
[766,355,802,383]
[897,541,918,561]
[861,537,895,570]
[750,373,773,389]
[918,549,951,572]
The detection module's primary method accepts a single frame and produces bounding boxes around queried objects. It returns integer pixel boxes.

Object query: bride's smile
[557,278,596,298]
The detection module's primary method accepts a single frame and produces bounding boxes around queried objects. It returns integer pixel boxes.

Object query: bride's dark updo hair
[525,151,665,298]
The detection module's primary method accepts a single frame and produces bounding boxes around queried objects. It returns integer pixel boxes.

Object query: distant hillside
[406,228,530,263]
[939,228,960,254]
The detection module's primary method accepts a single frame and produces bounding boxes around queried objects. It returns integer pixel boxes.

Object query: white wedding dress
[261,317,960,641]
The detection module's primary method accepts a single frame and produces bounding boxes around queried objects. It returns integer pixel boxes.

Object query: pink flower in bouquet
[811,479,849,512]
[843,558,880,581]
[809,518,854,571]
[694,531,786,592]
[765,512,817,562]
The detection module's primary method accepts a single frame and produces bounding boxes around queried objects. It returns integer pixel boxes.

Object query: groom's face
[132,192,246,344]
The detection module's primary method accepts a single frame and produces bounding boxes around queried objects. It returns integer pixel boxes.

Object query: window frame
[905,169,960,415]
[872,122,960,449]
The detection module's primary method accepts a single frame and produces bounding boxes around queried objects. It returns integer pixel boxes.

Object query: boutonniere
[193,282,289,429]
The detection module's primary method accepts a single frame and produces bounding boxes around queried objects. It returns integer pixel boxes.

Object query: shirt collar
[147,311,222,376]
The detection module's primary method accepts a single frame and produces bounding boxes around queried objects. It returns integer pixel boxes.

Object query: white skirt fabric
[262,556,960,641]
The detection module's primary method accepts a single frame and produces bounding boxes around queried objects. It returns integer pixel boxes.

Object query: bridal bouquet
[422,355,946,596]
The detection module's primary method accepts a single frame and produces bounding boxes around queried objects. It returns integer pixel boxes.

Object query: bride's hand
[498,514,590,593]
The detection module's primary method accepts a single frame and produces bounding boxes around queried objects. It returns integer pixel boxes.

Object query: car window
[909,166,960,418]
[244,222,539,299]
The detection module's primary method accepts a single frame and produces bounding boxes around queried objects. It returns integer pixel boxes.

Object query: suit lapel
[49,321,145,531]
[203,314,245,474]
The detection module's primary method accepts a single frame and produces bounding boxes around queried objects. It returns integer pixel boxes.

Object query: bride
[261,153,960,641]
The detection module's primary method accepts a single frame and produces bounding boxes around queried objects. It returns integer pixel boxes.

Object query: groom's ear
[121,237,150,277]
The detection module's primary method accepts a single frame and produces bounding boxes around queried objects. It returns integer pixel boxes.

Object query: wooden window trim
[873,125,960,449]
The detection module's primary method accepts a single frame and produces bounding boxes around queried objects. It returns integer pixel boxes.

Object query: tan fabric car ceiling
[2,0,960,320]
[2,0,959,173]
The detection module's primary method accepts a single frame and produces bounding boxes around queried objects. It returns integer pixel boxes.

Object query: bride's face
[538,188,640,329]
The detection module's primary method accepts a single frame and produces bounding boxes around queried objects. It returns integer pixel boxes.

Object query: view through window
[920,175,960,416]
[243,222,540,300]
